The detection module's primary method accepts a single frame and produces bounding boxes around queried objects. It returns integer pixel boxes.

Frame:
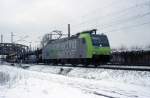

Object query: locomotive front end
[91,34,111,63]
[79,29,111,64]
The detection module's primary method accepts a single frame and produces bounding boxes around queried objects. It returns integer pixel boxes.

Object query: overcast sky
[0,0,150,48]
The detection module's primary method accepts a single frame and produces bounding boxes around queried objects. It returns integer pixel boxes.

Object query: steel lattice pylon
[0,43,28,55]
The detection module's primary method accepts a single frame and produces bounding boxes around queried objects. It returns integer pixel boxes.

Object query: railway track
[98,65,150,71]
[33,63,150,72]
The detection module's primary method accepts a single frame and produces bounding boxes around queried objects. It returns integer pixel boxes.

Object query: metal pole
[29,42,32,51]
[11,32,14,43]
[1,34,3,43]
[68,24,70,38]
[1,34,4,63]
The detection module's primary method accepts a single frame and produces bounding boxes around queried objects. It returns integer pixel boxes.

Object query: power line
[80,0,122,18]
[105,20,150,33]
[71,1,150,29]
[100,11,150,30]
[48,0,150,34]
[49,0,129,31]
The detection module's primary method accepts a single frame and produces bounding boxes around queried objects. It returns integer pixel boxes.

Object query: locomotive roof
[46,29,106,45]
[76,29,97,36]
[47,35,78,44]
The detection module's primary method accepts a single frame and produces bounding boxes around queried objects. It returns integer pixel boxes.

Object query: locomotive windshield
[92,35,109,47]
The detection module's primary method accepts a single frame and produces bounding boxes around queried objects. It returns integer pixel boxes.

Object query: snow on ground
[0,65,96,98]
[0,64,150,98]
[29,64,150,87]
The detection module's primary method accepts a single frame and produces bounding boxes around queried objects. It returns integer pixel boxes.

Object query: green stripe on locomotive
[79,33,111,58]
[79,33,93,58]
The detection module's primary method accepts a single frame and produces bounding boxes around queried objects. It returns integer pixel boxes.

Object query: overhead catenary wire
[48,0,150,37]
[97,11,150,30]
[49,0,133,31]
[71,1,150,30]
[105,20,150,33]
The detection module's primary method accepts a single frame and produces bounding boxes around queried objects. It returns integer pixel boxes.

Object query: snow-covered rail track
[98,65,150,71]
[34,63,150,71]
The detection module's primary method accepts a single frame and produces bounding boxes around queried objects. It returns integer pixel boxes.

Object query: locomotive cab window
[82,38,86,44]
[92,35,109,47]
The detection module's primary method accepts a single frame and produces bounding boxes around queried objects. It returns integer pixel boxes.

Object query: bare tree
[131,45,142,51]
[145,44,150,49]
[118,45,128,52]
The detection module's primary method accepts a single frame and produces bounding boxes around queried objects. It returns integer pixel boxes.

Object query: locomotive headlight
[99,44,102,47]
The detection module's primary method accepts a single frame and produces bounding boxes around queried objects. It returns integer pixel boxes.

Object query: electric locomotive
[42,29,111,66]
